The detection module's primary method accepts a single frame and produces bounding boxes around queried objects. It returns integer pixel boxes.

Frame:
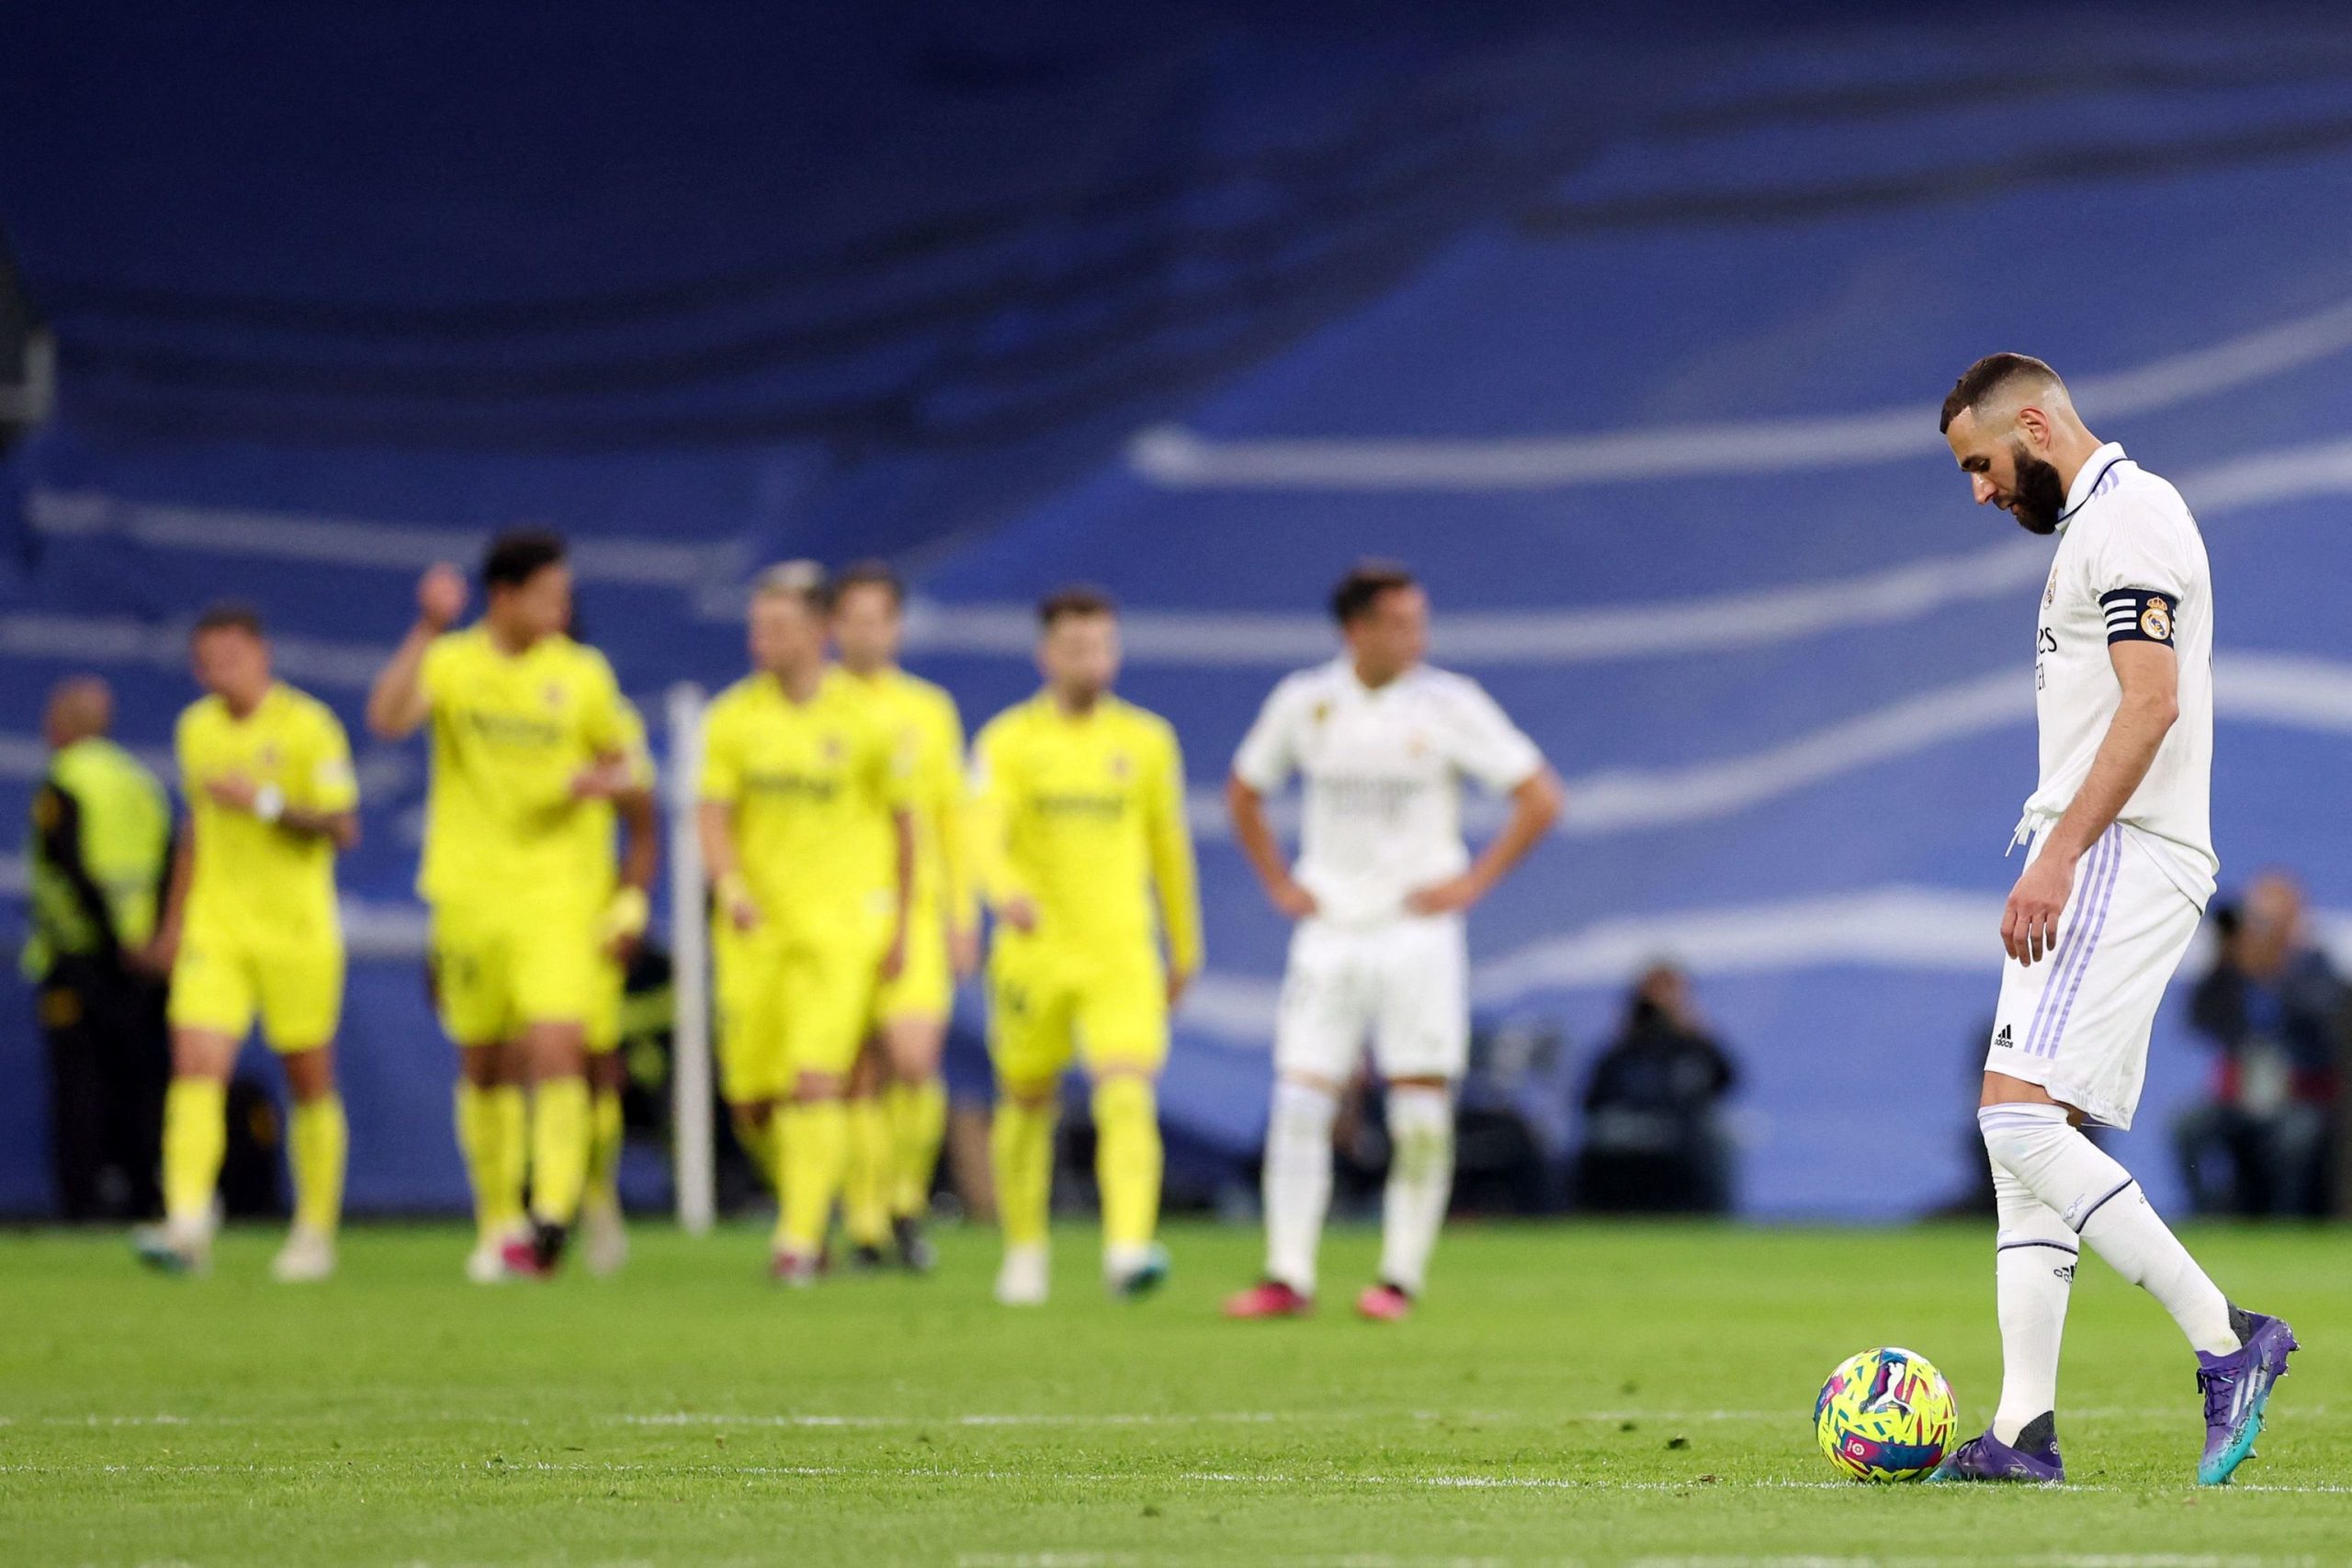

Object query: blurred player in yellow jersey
[367,530,641,1279]
[574,684,659,1278]
[830,561,977,1273]
[136,604,359,1280]
[697,563,914,1286]
[970,587,1202,1306]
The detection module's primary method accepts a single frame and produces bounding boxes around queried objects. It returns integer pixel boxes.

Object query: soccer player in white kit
[1929,355,2295,1486]
[1221,563,1564,1322]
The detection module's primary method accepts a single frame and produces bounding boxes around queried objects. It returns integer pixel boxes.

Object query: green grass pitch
[3,1219,2346,1565]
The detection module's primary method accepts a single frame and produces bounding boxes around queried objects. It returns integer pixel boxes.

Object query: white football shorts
[1274,912,1469,1083]
[1984,821,2203,1130]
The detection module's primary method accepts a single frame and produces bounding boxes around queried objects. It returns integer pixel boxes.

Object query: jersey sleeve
[614,699,657,790]
[575,649,629,753]
[173,707,203,803]
[2086,510,2193,648]
[1439,677,1544,792]
[966,716,1028,908]
[696,694,743,804]
[928,694,978,933]
[418,633,463,711]
[1146,720,1204,976]
[304,705,360,814]
[1231,677,1305,791]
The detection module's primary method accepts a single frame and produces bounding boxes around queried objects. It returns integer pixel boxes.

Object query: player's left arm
[569,658,641,802]
[2003,638,2178,966]
[933,699,981,978]
[876,721,918,982]
[1407,681,1565,916]
[1145,722,1204,1007]
[606,787,660,963]
[2005,513,2189,967]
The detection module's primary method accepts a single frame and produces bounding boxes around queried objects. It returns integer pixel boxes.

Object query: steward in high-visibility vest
[21,677,173,1220]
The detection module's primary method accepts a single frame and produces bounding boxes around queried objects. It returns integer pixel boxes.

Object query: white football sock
[1376,1088,1455,1296]
[1990,1166,2075,1445]
[1262,1077,1336,1294]
[1978,1104,2236,1357]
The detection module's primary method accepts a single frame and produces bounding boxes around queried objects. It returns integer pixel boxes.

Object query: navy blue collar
[2055,453,2128,527]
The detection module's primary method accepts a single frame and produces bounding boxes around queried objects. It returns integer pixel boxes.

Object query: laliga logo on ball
[1814,1347,1958,1482]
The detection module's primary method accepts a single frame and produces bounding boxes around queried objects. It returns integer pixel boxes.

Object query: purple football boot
[1926,1412,2064,1483]
[2196,1310,2298,1485]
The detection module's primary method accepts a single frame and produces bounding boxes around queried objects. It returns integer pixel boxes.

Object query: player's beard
[2006,443,2067,535]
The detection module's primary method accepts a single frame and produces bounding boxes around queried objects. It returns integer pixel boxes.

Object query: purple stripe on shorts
[2020,829,2115,1056]
[2027,827,2119,1058]
[2038,826,2128,1059]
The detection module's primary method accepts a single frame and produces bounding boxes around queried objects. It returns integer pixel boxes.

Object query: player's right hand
[418,563,467,630]
[2002,851,2075,966]
[997,895,1039,935]
[725,890,762,932]
[1267,876,1318,919]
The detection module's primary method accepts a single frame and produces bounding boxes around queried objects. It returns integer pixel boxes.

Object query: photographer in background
[2172,872,2346,1218]
[1573,964,1738,1214]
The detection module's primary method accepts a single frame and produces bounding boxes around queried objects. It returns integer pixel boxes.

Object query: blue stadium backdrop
[5,2,2350,1218]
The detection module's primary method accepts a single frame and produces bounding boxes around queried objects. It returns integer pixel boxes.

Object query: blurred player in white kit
[1222,562,1563,1322]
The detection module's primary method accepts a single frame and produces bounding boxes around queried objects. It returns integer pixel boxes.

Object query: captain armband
[2099,588,2177,647]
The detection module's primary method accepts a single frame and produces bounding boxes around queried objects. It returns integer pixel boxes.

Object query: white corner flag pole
[665,682,716,1236]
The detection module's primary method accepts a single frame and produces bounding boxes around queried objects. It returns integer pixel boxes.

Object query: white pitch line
[8,1457,2350,1498]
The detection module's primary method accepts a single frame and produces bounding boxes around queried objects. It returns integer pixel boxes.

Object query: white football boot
[270,1225,336,1283]
[994,1243,1050,1306]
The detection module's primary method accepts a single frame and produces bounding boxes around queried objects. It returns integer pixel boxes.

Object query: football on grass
[1814,1346,1958,1481]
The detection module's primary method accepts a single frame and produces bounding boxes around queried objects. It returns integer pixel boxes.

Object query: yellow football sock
[843,1096,892,1247]
[491,1084,527,1234]
[455,1083,523,1243]
[726,1104,774,1190]
[162,1077,228,1226]
[528,1076,591,1227]
[584,1087,625,1213]
[776,1099,848,1254]
[888,1077,947,1219]
[288,1094,347,1237]
[989,1095,1057,1249]
[1091,1077,1161,1252]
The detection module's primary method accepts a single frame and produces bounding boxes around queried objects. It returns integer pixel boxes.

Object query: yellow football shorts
[169,925,345,1053]
[715,915,890,1101]
[876,905,953,1023]
[987,937,1167,1087]
[428,895,599,1047]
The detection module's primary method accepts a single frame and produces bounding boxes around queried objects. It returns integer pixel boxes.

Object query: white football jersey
[1233,659,1544,926]
[2025,441,2217,907]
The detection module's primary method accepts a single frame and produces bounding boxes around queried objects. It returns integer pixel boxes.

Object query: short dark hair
[1329,560,1418,626]
[752,559,831,614]
[1037,584,1117,627]
[191,602,266,639]
[832,559,905,610]
[481,527,568,592]
[1939,353,2059,434]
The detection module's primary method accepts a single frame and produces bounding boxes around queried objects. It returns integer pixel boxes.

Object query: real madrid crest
[2140,596,2172,641]
[1109,751,1132,780]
